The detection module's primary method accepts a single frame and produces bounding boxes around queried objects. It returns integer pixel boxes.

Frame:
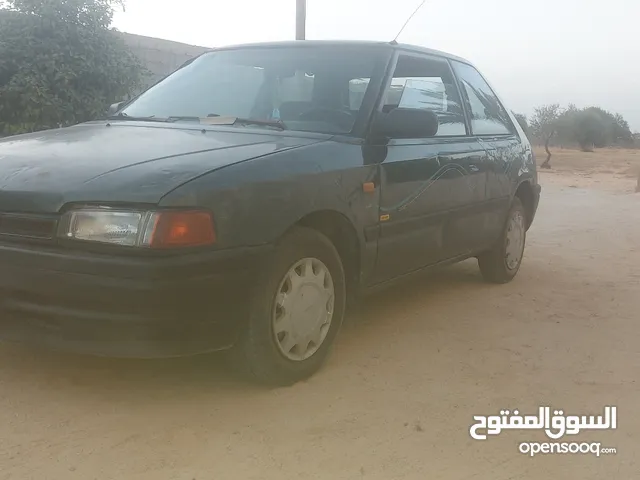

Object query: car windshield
[120,46,383,135]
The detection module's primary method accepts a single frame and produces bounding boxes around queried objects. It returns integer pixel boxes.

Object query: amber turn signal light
[149,210,216,248]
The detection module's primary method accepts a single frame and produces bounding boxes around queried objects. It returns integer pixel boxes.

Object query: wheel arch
[286,209,363,302]
[514,180,535,230]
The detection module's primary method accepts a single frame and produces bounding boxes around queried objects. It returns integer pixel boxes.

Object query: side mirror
[107,101,127,116]
[372,108,439,139]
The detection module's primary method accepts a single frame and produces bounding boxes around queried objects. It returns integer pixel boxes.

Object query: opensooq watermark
[469,406,618,457]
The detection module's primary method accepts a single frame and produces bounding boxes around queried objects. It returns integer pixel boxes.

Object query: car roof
[210,40,473,66]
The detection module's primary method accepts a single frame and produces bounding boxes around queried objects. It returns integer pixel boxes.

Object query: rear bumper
[0,242,271,358]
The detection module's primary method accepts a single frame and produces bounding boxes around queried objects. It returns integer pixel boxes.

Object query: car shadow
[344,259,485,328]
[0,259,495,396]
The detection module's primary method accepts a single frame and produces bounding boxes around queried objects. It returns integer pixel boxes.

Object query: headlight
[59,208,216,248]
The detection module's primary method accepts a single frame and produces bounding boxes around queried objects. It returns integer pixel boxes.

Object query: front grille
[0,213,58,240]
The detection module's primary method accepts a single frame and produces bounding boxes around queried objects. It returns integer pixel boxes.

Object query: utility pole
[296,0,306,40]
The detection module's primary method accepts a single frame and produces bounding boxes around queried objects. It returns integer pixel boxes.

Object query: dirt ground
[534,146,640,193]
[1,148,639,479]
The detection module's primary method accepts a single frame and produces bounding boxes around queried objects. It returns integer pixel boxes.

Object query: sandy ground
[534,146,640,194]
[1,150,639,479]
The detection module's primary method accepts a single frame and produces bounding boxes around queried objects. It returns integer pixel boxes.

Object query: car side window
[450,61,514,136]
[383,54,467,137]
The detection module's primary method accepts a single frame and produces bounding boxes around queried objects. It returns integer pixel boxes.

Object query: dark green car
[0,41,540,385]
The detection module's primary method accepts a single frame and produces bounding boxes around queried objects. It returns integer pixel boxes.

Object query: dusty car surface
[0,40,540,385]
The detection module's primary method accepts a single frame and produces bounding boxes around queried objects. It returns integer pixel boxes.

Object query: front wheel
[478,197,527,284]
[230,227,346,386]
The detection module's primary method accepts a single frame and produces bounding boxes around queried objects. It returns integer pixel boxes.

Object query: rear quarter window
[450,61,514,136]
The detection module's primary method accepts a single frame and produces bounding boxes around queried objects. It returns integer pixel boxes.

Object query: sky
[113,0,640,131]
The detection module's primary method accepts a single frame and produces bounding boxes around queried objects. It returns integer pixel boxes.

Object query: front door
[371,53,488,283]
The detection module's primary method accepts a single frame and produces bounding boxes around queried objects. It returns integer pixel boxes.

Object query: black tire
[229,227,346,386]
[478,197,527,284]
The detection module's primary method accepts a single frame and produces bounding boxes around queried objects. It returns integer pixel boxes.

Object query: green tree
[574,109,609,151]
[0,0,144,135]
[612,113,632,144]
[530,104,561,168]
[554,106,632,151]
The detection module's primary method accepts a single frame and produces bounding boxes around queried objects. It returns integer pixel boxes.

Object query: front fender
[160,140,380,250]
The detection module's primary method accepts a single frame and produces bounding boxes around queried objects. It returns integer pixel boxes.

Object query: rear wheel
[230,227,346,386]
[478,197,527,284]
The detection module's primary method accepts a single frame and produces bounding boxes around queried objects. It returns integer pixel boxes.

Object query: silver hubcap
[272,258,335,361]
[505,211,525,270]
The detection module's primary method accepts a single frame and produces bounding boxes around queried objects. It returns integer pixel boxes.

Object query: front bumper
[0,242,271,358]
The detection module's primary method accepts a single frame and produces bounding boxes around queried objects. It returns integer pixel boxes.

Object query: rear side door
[450,60,524,245]
[372,52,489,283]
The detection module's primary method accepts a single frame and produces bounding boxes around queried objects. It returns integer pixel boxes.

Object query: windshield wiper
[108,113,286,130]
[164,116,204,123]
[106,113,170,123]
[232,117,286,130]
[110,113,220,123]
[196,115,287,130]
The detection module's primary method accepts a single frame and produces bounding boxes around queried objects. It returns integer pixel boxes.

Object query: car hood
[0,121,323,213]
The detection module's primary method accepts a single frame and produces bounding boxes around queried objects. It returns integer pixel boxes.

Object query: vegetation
[0,0,144,136]
[528,104,561,168]
[520,104,635,168]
